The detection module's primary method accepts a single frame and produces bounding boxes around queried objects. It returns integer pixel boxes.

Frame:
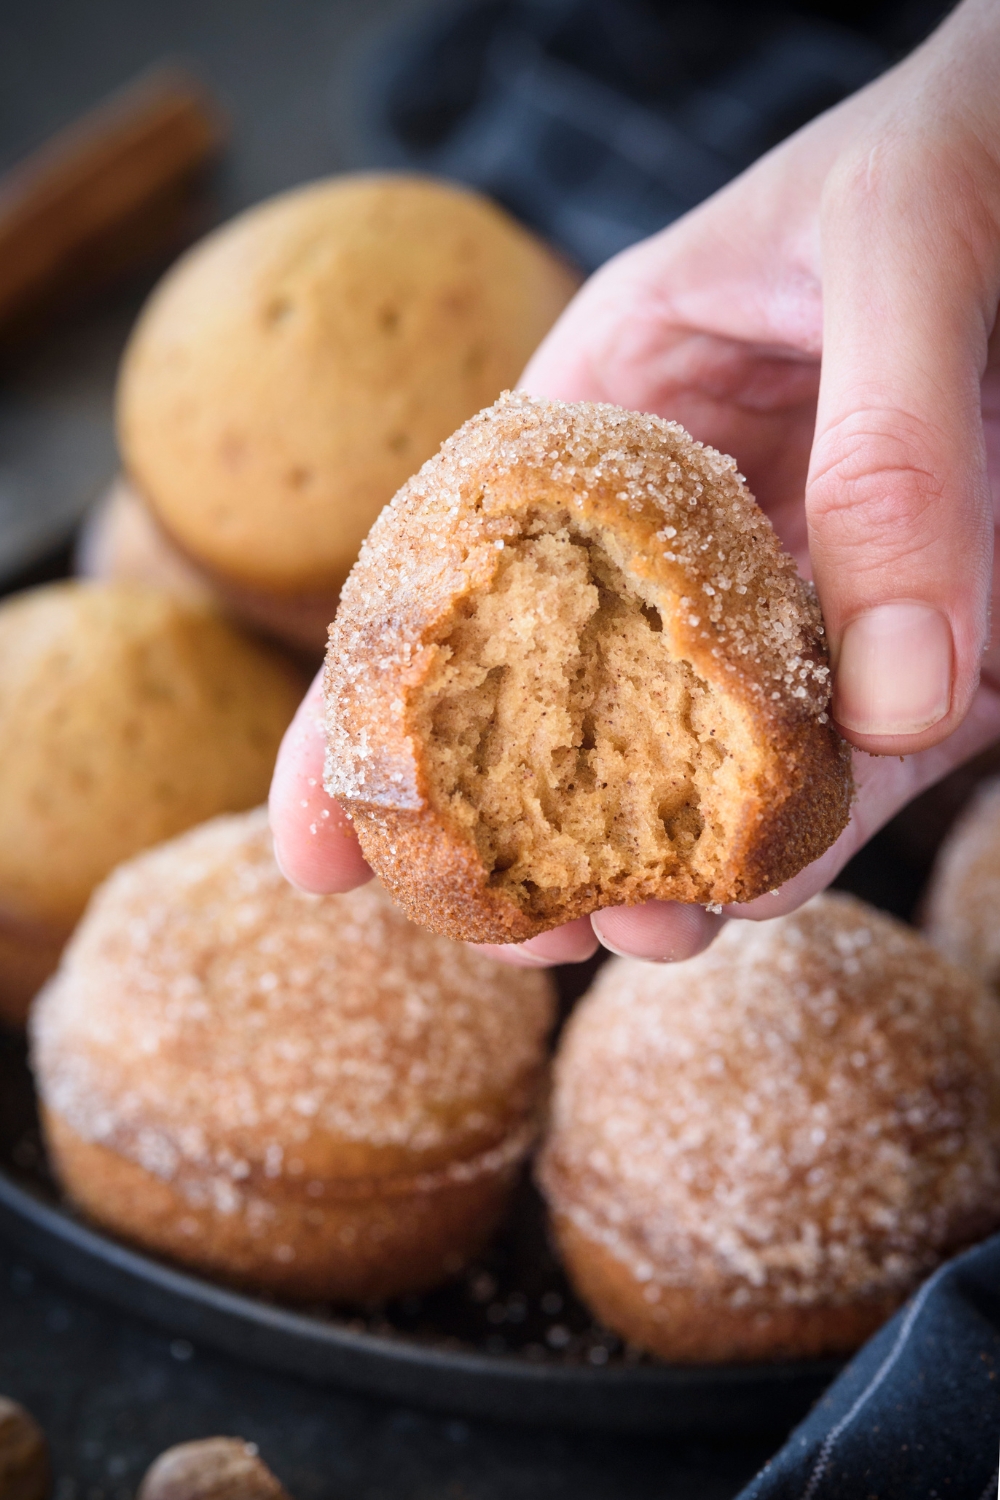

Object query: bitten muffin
[924,776,1000,993]
[0,582,303,1026]
[323,392,852,943]
[537,893,1000,1363]
[117,174,579,650]
[31,809,555,1302]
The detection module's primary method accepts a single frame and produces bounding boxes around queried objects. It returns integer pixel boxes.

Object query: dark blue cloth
[356,0,898,271]
[736,1236,1000,1500]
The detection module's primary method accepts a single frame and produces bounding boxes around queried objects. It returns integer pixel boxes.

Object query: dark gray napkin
[356,0,889,270]
[737,1233,1000,1500]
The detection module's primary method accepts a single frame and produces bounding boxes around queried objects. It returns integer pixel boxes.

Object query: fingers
[473,917,599,969]
[591,902,726,963]
[588,683,1000,959]
[269,673,1000,960]
[807,132,998,757]
[733,684,1000,917]
[268,670,373,894]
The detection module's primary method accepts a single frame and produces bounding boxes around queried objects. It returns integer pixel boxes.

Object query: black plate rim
[0,1166,842,1431]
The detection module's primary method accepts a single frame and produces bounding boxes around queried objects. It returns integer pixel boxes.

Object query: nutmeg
[137,1438,288,1500]
[0,1396,49,1500]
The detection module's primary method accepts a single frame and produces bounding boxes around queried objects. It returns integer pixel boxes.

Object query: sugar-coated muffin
[0,582,303,1026]
[31,809,555,1302]
[923,776,1000,993]
[117,174,579,649]
[324,392,852,943]
[537,893,1000,1363]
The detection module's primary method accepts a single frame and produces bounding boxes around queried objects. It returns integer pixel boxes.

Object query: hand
[270,0,1000,966]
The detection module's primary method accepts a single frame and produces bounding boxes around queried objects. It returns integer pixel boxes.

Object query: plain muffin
[537,893,1000,1362]
[0,581,303,1025]
[323,392,852,942]
[116,174,579,649]
[31,809,556,1302]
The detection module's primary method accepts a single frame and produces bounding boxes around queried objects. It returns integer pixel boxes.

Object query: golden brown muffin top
[0,581,302,932]
[31,810,555,1184]
[117,175,579,595]
[540,893,1000,1307]
[325,391,843,808]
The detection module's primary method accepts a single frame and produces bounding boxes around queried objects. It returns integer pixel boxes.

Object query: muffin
[323,392,852,943]
[76,475,214,606]
[116,174,579,650]
[537,893,1000,1362]
[923,775,1000,993]
[31,809,555,1301]
[76,477,335,659]
[0,581,303,1025]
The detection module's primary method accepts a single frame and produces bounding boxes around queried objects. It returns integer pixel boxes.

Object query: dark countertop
[1,1237,775,1499]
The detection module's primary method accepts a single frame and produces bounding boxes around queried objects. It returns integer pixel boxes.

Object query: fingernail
[271,840,310,893]
[590,904,725,964]
[833,602,952,736]
[470,943,554,968]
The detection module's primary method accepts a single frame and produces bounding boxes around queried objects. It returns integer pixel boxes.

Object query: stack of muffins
[12,168,1000,1353]
[6,170,576,1300]
[83,174,580,654]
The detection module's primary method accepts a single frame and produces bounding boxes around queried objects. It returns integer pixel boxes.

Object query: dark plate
[0,1028,840,1434]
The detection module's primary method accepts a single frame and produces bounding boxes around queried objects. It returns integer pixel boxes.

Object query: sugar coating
[539,892,1000,1311]
[31,809,554,1193]
[924,777,1000,995]
[326,390,833,809]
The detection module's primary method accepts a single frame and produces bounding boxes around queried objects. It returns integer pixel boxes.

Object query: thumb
[806,135,996,757]
[268,670,373,894]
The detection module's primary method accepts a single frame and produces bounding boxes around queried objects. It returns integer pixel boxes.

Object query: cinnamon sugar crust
[31,809,554,1300]
[537,893,1000,1362]
[324,392,852,942]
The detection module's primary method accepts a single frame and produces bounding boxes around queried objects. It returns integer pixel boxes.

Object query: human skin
[270,0,1000,967]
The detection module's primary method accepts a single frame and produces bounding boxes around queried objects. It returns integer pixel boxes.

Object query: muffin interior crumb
[417,520,747,917]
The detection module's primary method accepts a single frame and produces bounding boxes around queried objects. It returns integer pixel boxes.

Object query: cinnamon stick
[0,66,226,348]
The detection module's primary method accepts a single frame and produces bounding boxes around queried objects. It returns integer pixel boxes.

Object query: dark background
[0,2,956,1495]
